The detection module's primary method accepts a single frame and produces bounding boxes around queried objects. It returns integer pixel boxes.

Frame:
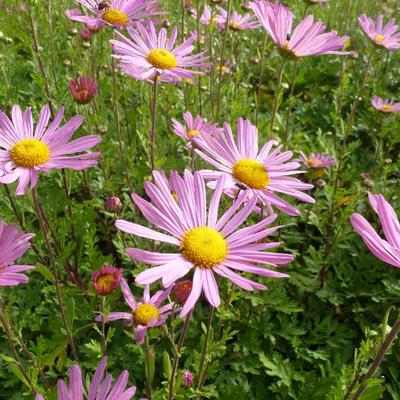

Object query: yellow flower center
[232,159,269,189]
[375,34,384,42]
[181,227,227,269]
[380,104,394,112]
[171,192,179,202]
[102,8,129,26]
[134,304,159,326]
[307,158,323,168]
[96,274,115,292]
[146,49,178,70]
[229,21,242,30]
[187,129,200,138]
[11,138,50,168]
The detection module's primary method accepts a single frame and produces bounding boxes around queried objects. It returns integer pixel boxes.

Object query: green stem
[150,75,159,171]
[144,334,153,400]
[255,33,268,126]
[269,60,287,137]
[283,61,298,143]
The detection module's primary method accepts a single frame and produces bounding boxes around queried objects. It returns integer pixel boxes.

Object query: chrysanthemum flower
[0,219,34,286]
[0,105,101,195]
[351,193,400,269]
[111,22,209,82]
[250,0,349,58]
[217,6,261,31]
[358,14,400,51]
[371,96,400,113]
[197,4,219,26]
[36,356,136,400]
[69,76,98,104]
[92,266,122,295]
[194,118,314,216]
[97,279,172,343]
[67,0,159,29]
[172,111,222,146]
[116,170,292,316]
[298,152,335,169]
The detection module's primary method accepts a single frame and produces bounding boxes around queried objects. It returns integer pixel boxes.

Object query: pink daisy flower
[97,279,172,344]
[193,118,314,216]
[0,105,101,195]
[358,14,400,51]
[36,356,136,400]
[67,0,159,29]
[197,4,219,27]
[298,152,335,169]
[371,96,400,113]
[171,111,223,146]
[111,22,209,82]
[217,6,261,31]
[250,0,349,58]
[0,219,34,287]
[116,170,293,317]
[351,193,400,269]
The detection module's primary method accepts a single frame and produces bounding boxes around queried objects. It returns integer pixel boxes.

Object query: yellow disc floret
[187,129,200,138]
[229,21,242,30]
[102,8,129,26]
[147,49,178,70]
[181,227,227,269]
[380,104,394,112]
[134,304,159,325]
[232,159,269,189]
[11,138,50,168]
[375,34,384,43]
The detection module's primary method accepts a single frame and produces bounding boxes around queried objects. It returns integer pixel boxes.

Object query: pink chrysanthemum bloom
[111,22,209,82]
[0,105,101,195]
[250,0,349,58]
[197,4,219,26]
[36,356,136,400]
[116,170,292,316]
[194,118,314,216]
[69,76,98,104]
[298,152,335,169]
[67,0,159,29]
[351,193,400,269]
[217,6,261,31]
[358,14,400,51]
[371,96,400,113]
[172,111,222,146]
[0,219,34,286]
[97,279,172,344]
[92,266,122,295]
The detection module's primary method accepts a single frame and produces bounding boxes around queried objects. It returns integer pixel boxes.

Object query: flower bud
[171,281,192,305]
[69,76,98,105]
[92,266,122,296]
[106,196,123,212]
[182,370,193,388]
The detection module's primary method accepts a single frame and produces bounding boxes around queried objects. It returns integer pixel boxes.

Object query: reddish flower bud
[92,266,122,296]
[69,76,97,105]
[106,196,123,212]
[171,280,192,305]
[80,27,92,41]
[182,370,193,388]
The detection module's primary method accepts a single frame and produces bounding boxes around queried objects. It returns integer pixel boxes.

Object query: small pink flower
[358,14,400,51]
[69,76,98,104]
[172,111,222,146]
[217,6,261,31]
[0,105,101,195]
[351,193,400,269]
[298,152,335,169]
[250,1,349,58]
[96,279,172,344]
[0,219,35,287]
[371,96,400,113]
[111,22,209,82]
[92,266,122,295]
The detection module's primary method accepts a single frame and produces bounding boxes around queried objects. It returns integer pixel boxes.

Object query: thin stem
[31,188,78,361]
[167,310,193,400]
[195,307,215,398]
[255,33,268,126]
[144,334,153,400]
[150,75,159,171]
[100,296,107,357]
[215,0,232,123]
[269,60,287,137]
[111,57,133,192]
[283,61,298,143]
[0,302,38,396]
[351,317,400,400]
